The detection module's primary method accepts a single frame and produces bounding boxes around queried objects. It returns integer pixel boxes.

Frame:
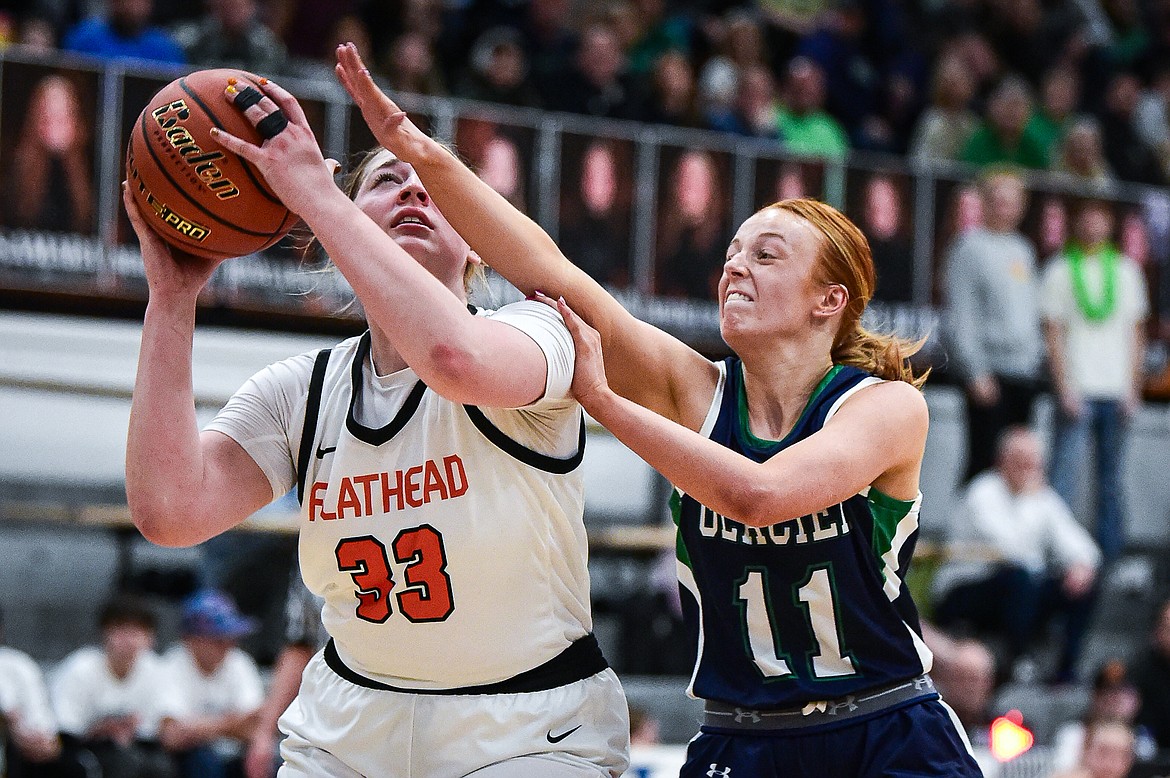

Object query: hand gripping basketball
[229,84,288,139]
[212,78,338,218]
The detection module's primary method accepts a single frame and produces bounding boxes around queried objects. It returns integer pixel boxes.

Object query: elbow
[420,340,485,403]
[720,483,780,528]
[127,498,196,548]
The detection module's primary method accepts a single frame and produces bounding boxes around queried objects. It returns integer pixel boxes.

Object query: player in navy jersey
[334,42,983,777]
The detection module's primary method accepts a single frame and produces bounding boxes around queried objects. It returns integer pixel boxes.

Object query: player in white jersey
[122,74,629,776]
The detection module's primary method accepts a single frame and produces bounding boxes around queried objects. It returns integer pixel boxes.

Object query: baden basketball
[125,68,296,260]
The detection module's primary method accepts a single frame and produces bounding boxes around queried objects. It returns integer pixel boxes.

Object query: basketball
[125,68,296,261]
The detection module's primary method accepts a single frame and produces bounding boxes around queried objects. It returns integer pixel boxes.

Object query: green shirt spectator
[777,106,850,158]
[961,75,1050,170]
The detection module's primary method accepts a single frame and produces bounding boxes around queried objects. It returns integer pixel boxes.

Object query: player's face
[718,208,827,345]
[353,150,471,283]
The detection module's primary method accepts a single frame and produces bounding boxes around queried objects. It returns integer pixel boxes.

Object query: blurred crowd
[3,0,1170,185]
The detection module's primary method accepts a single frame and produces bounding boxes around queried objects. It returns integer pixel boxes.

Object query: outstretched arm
[123,185,276,547]
[334,43,718,428]
[552,297,929,525]
[213,80,552,409]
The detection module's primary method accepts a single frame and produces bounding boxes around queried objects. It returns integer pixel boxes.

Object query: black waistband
[323,633,608,695]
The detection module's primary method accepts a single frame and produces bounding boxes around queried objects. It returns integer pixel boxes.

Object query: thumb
[325,158,341,175]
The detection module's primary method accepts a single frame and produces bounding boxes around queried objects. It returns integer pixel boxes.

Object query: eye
[370,171,403,188]
[755,249,777,262]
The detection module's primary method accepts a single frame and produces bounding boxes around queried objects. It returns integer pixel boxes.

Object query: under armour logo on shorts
[914,676,934,692]
[707,765,732,777]
[828,695,859,715]
[732,707,761,724]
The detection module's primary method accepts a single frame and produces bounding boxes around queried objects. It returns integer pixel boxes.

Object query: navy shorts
[681,698,984,777]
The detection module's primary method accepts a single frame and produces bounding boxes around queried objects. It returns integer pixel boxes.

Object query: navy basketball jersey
[675,357,933,709]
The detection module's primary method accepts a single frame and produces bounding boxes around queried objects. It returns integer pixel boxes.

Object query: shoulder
[484,299,568,331]
[54,646,102,676]
[0,646,41,676]
[832,379,928,440]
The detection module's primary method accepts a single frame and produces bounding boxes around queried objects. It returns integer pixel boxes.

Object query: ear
[814,283,849,319]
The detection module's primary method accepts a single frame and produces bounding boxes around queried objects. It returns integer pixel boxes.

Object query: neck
[106,654,134,680]
[1079,240,1109,254]
[368,325,409,376]
[736,335,835,441]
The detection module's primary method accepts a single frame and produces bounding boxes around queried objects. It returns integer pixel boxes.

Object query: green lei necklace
[1065,243,1119,322]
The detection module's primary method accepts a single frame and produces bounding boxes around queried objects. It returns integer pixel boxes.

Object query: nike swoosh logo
[315,445,336,459]
[546,725,581,744]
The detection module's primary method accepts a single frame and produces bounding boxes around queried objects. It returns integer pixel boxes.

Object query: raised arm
[553,298,929,525]
[123,185,276,547]
[334,43,717,428]
[213,81,556,409]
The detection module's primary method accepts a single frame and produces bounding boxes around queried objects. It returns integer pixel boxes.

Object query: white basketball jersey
[296,331,592,690]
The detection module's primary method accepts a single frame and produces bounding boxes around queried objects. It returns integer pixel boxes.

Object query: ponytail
[831,324,929,389]
[772,198,930,390]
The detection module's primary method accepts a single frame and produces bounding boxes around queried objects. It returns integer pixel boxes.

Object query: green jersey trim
[867,487,918,591]
[736,364,846,453]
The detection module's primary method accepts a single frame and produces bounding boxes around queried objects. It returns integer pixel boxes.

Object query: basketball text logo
[127,146,211,242]
[151,99,241,200]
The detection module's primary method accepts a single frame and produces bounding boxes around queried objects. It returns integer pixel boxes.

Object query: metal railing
[2,49,1168,357]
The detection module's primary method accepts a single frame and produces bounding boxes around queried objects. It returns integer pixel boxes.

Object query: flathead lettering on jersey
[697,504,850,545]
[308,454,468,521]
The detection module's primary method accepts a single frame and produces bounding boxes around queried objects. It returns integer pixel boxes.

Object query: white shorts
[277,642,631,778]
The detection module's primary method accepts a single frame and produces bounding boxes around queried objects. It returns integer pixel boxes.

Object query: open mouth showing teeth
[727,292,751,302]
[395,216,429,228]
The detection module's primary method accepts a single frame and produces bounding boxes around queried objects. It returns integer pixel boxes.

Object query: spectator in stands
[942,168,1045,482]
[908,53,978,166]
[5,74,94,234]
[163,589,264,778]
[960,75,1050,170]
[1051,116,1116,190]
[545,20,647,120]
[643,49,701,128]
[453,26,541,108]
[0,604,88,778]
[727,62,782,138]
[1051,658,1157,772]
[516,0,578,103]
[171,0,288,76]
[49,594,183,778]
[61,0,184,64]
[1050,720,1138,778]
[1041,197,1149,563]
[1133,64,1170,181]
[242,566,325,778]
[1131,598,1170,751]
[382,30,445,97]
[931,426,1101,684]
[776,56,850,159]
[1099,70,1167,186]
[619,0,693,76]
[1029,66,1081,160]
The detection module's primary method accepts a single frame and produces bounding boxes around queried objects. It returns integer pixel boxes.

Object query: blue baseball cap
[180,589,258,639]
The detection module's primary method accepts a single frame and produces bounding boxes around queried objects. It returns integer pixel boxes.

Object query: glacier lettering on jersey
[308,454,468,521]
[697,504,849,545]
